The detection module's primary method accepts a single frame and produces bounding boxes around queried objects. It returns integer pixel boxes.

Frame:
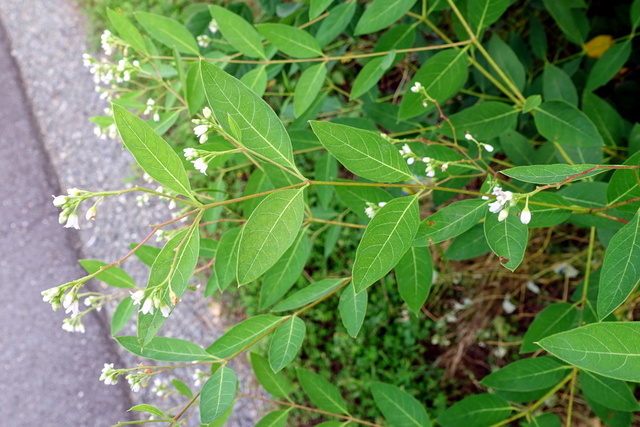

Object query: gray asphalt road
[0,20,134,426]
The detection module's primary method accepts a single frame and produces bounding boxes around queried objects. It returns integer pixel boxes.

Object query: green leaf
[371,382,430,427]
[350,57,390,100]
[78,260,135,288]
[297,368,348,414]
[437,394,512,427]
[484,209,528,271]
[206,315,284,358]
[310,0,335,19]
[250,353,292,398]
[339,283,368,338]
[272,278,346,312]
[468,0,510,29]
[399,49,468,120]
[541,0,585,45]
[501,164,603,184]
[185,64,205,117]
[111,297,135,335]
[171,378,193,398]
[310,121,413,183]
[355,0,419,35]
[534,100,604,147]
[481,357,571,392]
[414,199,487,245]
[137,227,200,346]
[488,34,526,93]
[335,183,392,220]
[440,102,518,141]
[520,303,578,353]
[107,8,148,54]
[315,152,337,209]
[444,224,491,261]
[585,395,633,427]
[200,61,298,172]
[260,230,311,309]
[523,95,542,114]
[597,209,640,319]
[580,371,640,412]
[130,243,160,267]
[583,92,625,147]
[129,404,167,419]
[112,104,193,199]
[269,316,306,372]
[606,151,640,212]
[257,24,323,59]
[134,12,199,55]
[200,366,237,423]
[353,196,420,292]
[237,188,305,285]
[316,1,357,48]
[294,64,327,117]
[240,65,267,97]
[395,247,433,314]
[116,336,212,362]
[208,6,266,59]
[255,410,290,427]
[539,322,640,381]
[214,228,241,291]
[543,64,578,106]
[522,413,562,427]
[586,42,631,91]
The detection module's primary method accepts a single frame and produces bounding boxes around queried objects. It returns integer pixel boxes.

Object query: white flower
[464,132,473,140]
[42,286,61,303]
[498,209,509,222]
[502,293,517,314]
[488,201,503,213]
[183,148,196,160]
[100,363,118,385]
[407,157,415,165]
[140,297,154,315]
[193,158,208,175]
[484,144,494,153]
[426,166,436,178]
[410,82,423,93]
[365,206,375,218]
[193,125,209,137]
[199,133,209,144]
[554,262,579,278]
[153,113,160,122]
[64,213,80,229]
[202,107,212,119]
[130,290,145,306]
[63,293,79,316]
[378,202,387,208]
[520,206,531,225]
[441,163,449,171]
[526,280,540,294]
[401,144,412,154]
[52,195,68,207]
[208,19,218,34]
[160,304,171,318]
[100,30,114,56]
[85,206,97,221]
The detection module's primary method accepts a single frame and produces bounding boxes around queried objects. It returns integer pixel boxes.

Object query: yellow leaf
[584,35,614,58]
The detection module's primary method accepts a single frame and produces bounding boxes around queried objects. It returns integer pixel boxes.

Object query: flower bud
[520,206,531,225]
[498,209,509,222]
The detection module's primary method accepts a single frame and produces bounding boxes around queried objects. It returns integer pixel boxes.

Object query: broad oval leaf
[206,315,284,358]
[200,366,237,423]
[240,65,267,97]
[586,42,631,91]
[339,283,368,338]
[111,297,135,335]
[353,195,420,292]
[107,8,147,54]
[527,192,572,228]
[371,381,431,427]
[255,410,290,427]
[580,370,640,412]
[237,187,305,285]
[539,322,640,382]
[79,259,135,288]
[260,230,311,310]
[138,226,200,346]
[208,6,266,59]
[294,64,327,117]
[437,394,512,427]
[350,57,389,100]
[395,246,433,314]
[272,278,346,312]
[257,23,323,59]
[269,316,306,372]
[112,104,192,199]
[444,224,491,261]
[310,0,335,19]
[414,199,487,245]
[214,227,241,291]
[250,353,292,398]
[597,209,640,319]
[440,102,518,141]
[316,1,357,48]
[355,0,419,35]
[310,121,413,183]
[481,356,571,392]
[606,151,640,212]
[200,61,298,172]
[399,49,468,120]
[543,63,578,106]
[501,164,603,184]
[541,0,585,45]
[484,208,528,271]
[134,12,199,55]
[488,34,526,93]
[116,336,212,362]
[297,368,349,414]
[520,303,578,354]
[534,100,604,147]
[468,0,510,29]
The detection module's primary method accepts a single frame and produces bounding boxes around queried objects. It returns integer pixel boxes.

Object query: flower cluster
[130,289,171,318]
[83,54,140,90]
[183,147,209,175]
[53,188,101,229]
[399,144,448,178]
[486,186,532,224]
[143,98,161,122]
[409,81,428,107]
[100,363,119,385]
[192,107,214,144]
[364,201,386,219]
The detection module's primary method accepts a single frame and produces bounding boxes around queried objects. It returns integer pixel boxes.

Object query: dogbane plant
[43,0,640,425]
